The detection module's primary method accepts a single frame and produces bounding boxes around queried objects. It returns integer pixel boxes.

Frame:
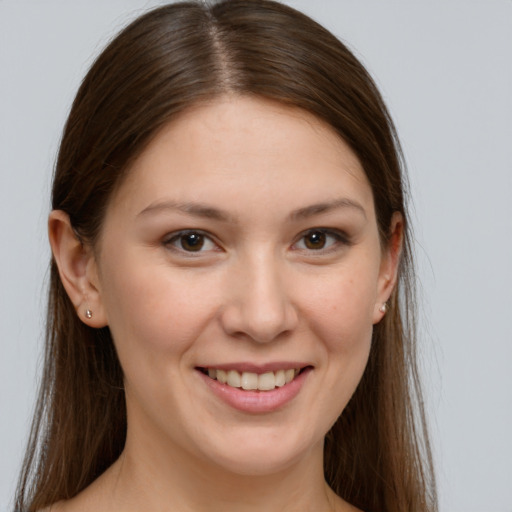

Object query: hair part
[16,2,437,511]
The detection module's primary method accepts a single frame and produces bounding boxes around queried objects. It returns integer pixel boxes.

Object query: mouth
[197,366,311,392]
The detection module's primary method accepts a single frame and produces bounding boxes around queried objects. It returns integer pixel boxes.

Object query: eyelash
[292,228,351,254]
[163,230,219,255]
[163,228,351,256]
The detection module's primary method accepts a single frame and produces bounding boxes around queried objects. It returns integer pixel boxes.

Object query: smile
[202,368,301,391]
[196,365,312,413]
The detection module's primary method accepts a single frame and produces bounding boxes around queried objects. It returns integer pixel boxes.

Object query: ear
[373,211,403,324]
[48,210,108,328]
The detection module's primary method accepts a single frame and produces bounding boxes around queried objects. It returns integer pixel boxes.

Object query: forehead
[108,95,374,219]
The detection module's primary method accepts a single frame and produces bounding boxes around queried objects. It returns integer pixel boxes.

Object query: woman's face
[90,96,396,476]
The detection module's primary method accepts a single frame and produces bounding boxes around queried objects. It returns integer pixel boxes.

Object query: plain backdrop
[1,1,511,510]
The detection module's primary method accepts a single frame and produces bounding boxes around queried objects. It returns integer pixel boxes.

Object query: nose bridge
[221,247,297,343]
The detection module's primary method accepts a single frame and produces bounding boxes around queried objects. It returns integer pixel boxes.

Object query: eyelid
[162,227,351,257]
[163,229,221,255]
[292,228,352,252]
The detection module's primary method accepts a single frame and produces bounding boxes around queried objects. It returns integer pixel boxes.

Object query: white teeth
[275,369,286,387]
[217,369,228,384]
[285,369,295,384]
[227,370,241,388]
[241,372,258,390]
[206,367,302,391]
[258,372,275,391]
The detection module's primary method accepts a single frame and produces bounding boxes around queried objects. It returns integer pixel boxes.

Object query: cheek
[300,270,376,430]
[99,260,222,429]
[99,256,219,362]
[302,261,379,351]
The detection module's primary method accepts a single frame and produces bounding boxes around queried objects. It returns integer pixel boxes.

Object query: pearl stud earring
[85,308,93,319]
[379,302,388,314]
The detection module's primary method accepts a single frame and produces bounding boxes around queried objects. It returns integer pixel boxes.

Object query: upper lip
[196,362,311,373]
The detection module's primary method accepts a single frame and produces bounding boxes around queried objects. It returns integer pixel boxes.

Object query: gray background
[1,1,511,510]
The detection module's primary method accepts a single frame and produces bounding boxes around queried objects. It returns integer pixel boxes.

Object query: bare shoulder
[340,503,365,512]
[328,489,364,512]
[337,502,364,512]
[37,486,105,512]
[38,503,63,512]
[38,495,94,512]
[38,461,124,512]
[38,499,77,512]
[37,480,103,512]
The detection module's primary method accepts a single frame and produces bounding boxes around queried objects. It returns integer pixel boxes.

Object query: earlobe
[48,210,108,328]
[373,211,403,324]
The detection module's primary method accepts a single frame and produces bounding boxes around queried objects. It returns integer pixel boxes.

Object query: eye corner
[163,229,222,256]
[291,228,352,255]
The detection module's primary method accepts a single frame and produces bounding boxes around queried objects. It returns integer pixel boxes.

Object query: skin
[49,96,401,512]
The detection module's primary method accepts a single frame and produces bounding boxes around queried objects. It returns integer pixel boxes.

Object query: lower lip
[197,368,311,414]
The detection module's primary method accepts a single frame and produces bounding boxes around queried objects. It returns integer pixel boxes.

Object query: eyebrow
[137,197,366,222]
[137,200,235,223]
[289,198,367,221]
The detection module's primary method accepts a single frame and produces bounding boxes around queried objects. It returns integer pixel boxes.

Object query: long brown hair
[15,1,437,511]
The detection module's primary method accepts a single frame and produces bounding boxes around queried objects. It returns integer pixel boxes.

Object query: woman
[15,1,437,511]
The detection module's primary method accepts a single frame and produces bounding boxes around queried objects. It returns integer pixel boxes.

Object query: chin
[195,424,322,477]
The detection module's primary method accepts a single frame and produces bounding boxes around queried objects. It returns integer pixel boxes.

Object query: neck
[94,424,341,512]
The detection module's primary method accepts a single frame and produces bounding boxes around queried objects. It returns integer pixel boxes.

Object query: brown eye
[179,232,205,251]
[304,231,327,250]
[294,229,349,253]
[165,230,217,254]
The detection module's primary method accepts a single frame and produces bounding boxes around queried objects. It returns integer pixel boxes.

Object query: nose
[219,254,298,343]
